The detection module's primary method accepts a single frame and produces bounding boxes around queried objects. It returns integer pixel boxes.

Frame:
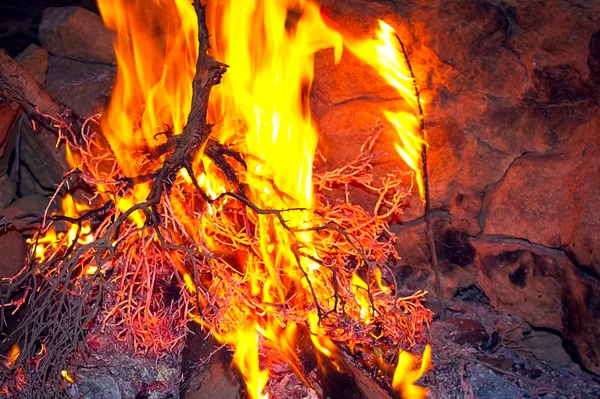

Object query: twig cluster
[0,2,432,397]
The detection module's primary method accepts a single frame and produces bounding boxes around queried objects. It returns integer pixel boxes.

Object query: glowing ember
[4,0,432,397]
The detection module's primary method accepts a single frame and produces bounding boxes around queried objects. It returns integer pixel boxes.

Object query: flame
[231,326,269,399]
[351,275,372,323]
[97,0,198,174]
[29,0,432,397]
[26,194,93,262]
[4,344,20,369]
[60,369,75,384]
[392,344,431,399]
[202,1,345,394]
[345,20,427,200]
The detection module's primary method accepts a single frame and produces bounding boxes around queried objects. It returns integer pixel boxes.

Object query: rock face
[39,7,116,65]
[15,53,115,195]
[483,153,600,275]
[315,0,600,377]
[0,45,50,202]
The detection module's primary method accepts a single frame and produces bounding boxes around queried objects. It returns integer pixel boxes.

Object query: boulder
[0,174,17,210]
[15,55,116,194]
[0,101,20,173]
[45,55,115,117]
[449,190,483,236]
[390,218,477,301]
[0,45,50,201]
[10,194,53,215]
[14,44,48,86]
[39,6,116,65]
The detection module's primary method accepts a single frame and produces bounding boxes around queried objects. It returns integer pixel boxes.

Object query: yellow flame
[351,274,372,322]
[232,327,269,399]
[97,0,198,175]
[202,2,343,395]
[392,344,431,399]
[61,369,75,384]
[345,20,426,200]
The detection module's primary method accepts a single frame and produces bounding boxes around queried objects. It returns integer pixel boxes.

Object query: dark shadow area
[0,0,98,56]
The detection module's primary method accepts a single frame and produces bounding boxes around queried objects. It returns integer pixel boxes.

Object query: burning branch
[146,1,228,207]
[394,33,445,319]
[0,50,89,145]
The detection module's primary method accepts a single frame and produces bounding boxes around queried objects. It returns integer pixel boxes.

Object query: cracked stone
[390,219,477,301]
[15,44,48,86]
[0,229,27,279]
[482,153,600,274]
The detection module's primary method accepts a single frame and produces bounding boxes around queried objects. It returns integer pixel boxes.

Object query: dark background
[0,0,98,56]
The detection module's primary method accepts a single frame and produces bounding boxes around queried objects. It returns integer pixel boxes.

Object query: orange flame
[202,1,344,393]
[4,344,20,369]
[55,0,431,397]
[97,0,198,174]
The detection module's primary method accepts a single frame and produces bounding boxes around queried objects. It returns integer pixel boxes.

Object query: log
[0,49,91,155]
[0,49,88,194]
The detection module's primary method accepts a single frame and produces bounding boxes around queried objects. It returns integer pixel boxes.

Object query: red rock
[390,219,477,301]
[182,356,240,399]
[483,153,600,274]
[447,318,489,348]
[0,101,20,167]
[449,190,483,236]
[0,207,39,232]
[45,55,115,117]
[11,195,53,215]
[0,175,16,210]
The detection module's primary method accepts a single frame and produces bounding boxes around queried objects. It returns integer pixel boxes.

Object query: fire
[392,344,431,399]
[9,0,432,397]
[345,20,427,200]
[232,326,269,399]
[202,2,430,394]
[97,0,198,174]
[4,344,20,369]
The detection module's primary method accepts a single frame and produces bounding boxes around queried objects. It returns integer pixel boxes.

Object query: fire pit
[0,0,599,398]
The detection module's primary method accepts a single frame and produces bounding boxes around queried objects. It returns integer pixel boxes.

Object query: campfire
[2,0,600,398]
[0,0,434,397]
